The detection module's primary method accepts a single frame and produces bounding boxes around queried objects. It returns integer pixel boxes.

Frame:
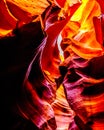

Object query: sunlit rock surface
[1,0,104,130]
[0,0,49,36]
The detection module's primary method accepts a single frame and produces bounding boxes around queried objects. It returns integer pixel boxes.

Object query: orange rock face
[1,0,104,130]
[0,0,49,36]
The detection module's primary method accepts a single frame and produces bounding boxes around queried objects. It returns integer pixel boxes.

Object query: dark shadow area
[0,21,44,130]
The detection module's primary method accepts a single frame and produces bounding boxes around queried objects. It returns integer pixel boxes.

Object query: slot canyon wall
[0,0,104,129]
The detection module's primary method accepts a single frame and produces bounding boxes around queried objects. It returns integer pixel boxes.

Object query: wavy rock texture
[0,0,49,37]
[1,0,104,130]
